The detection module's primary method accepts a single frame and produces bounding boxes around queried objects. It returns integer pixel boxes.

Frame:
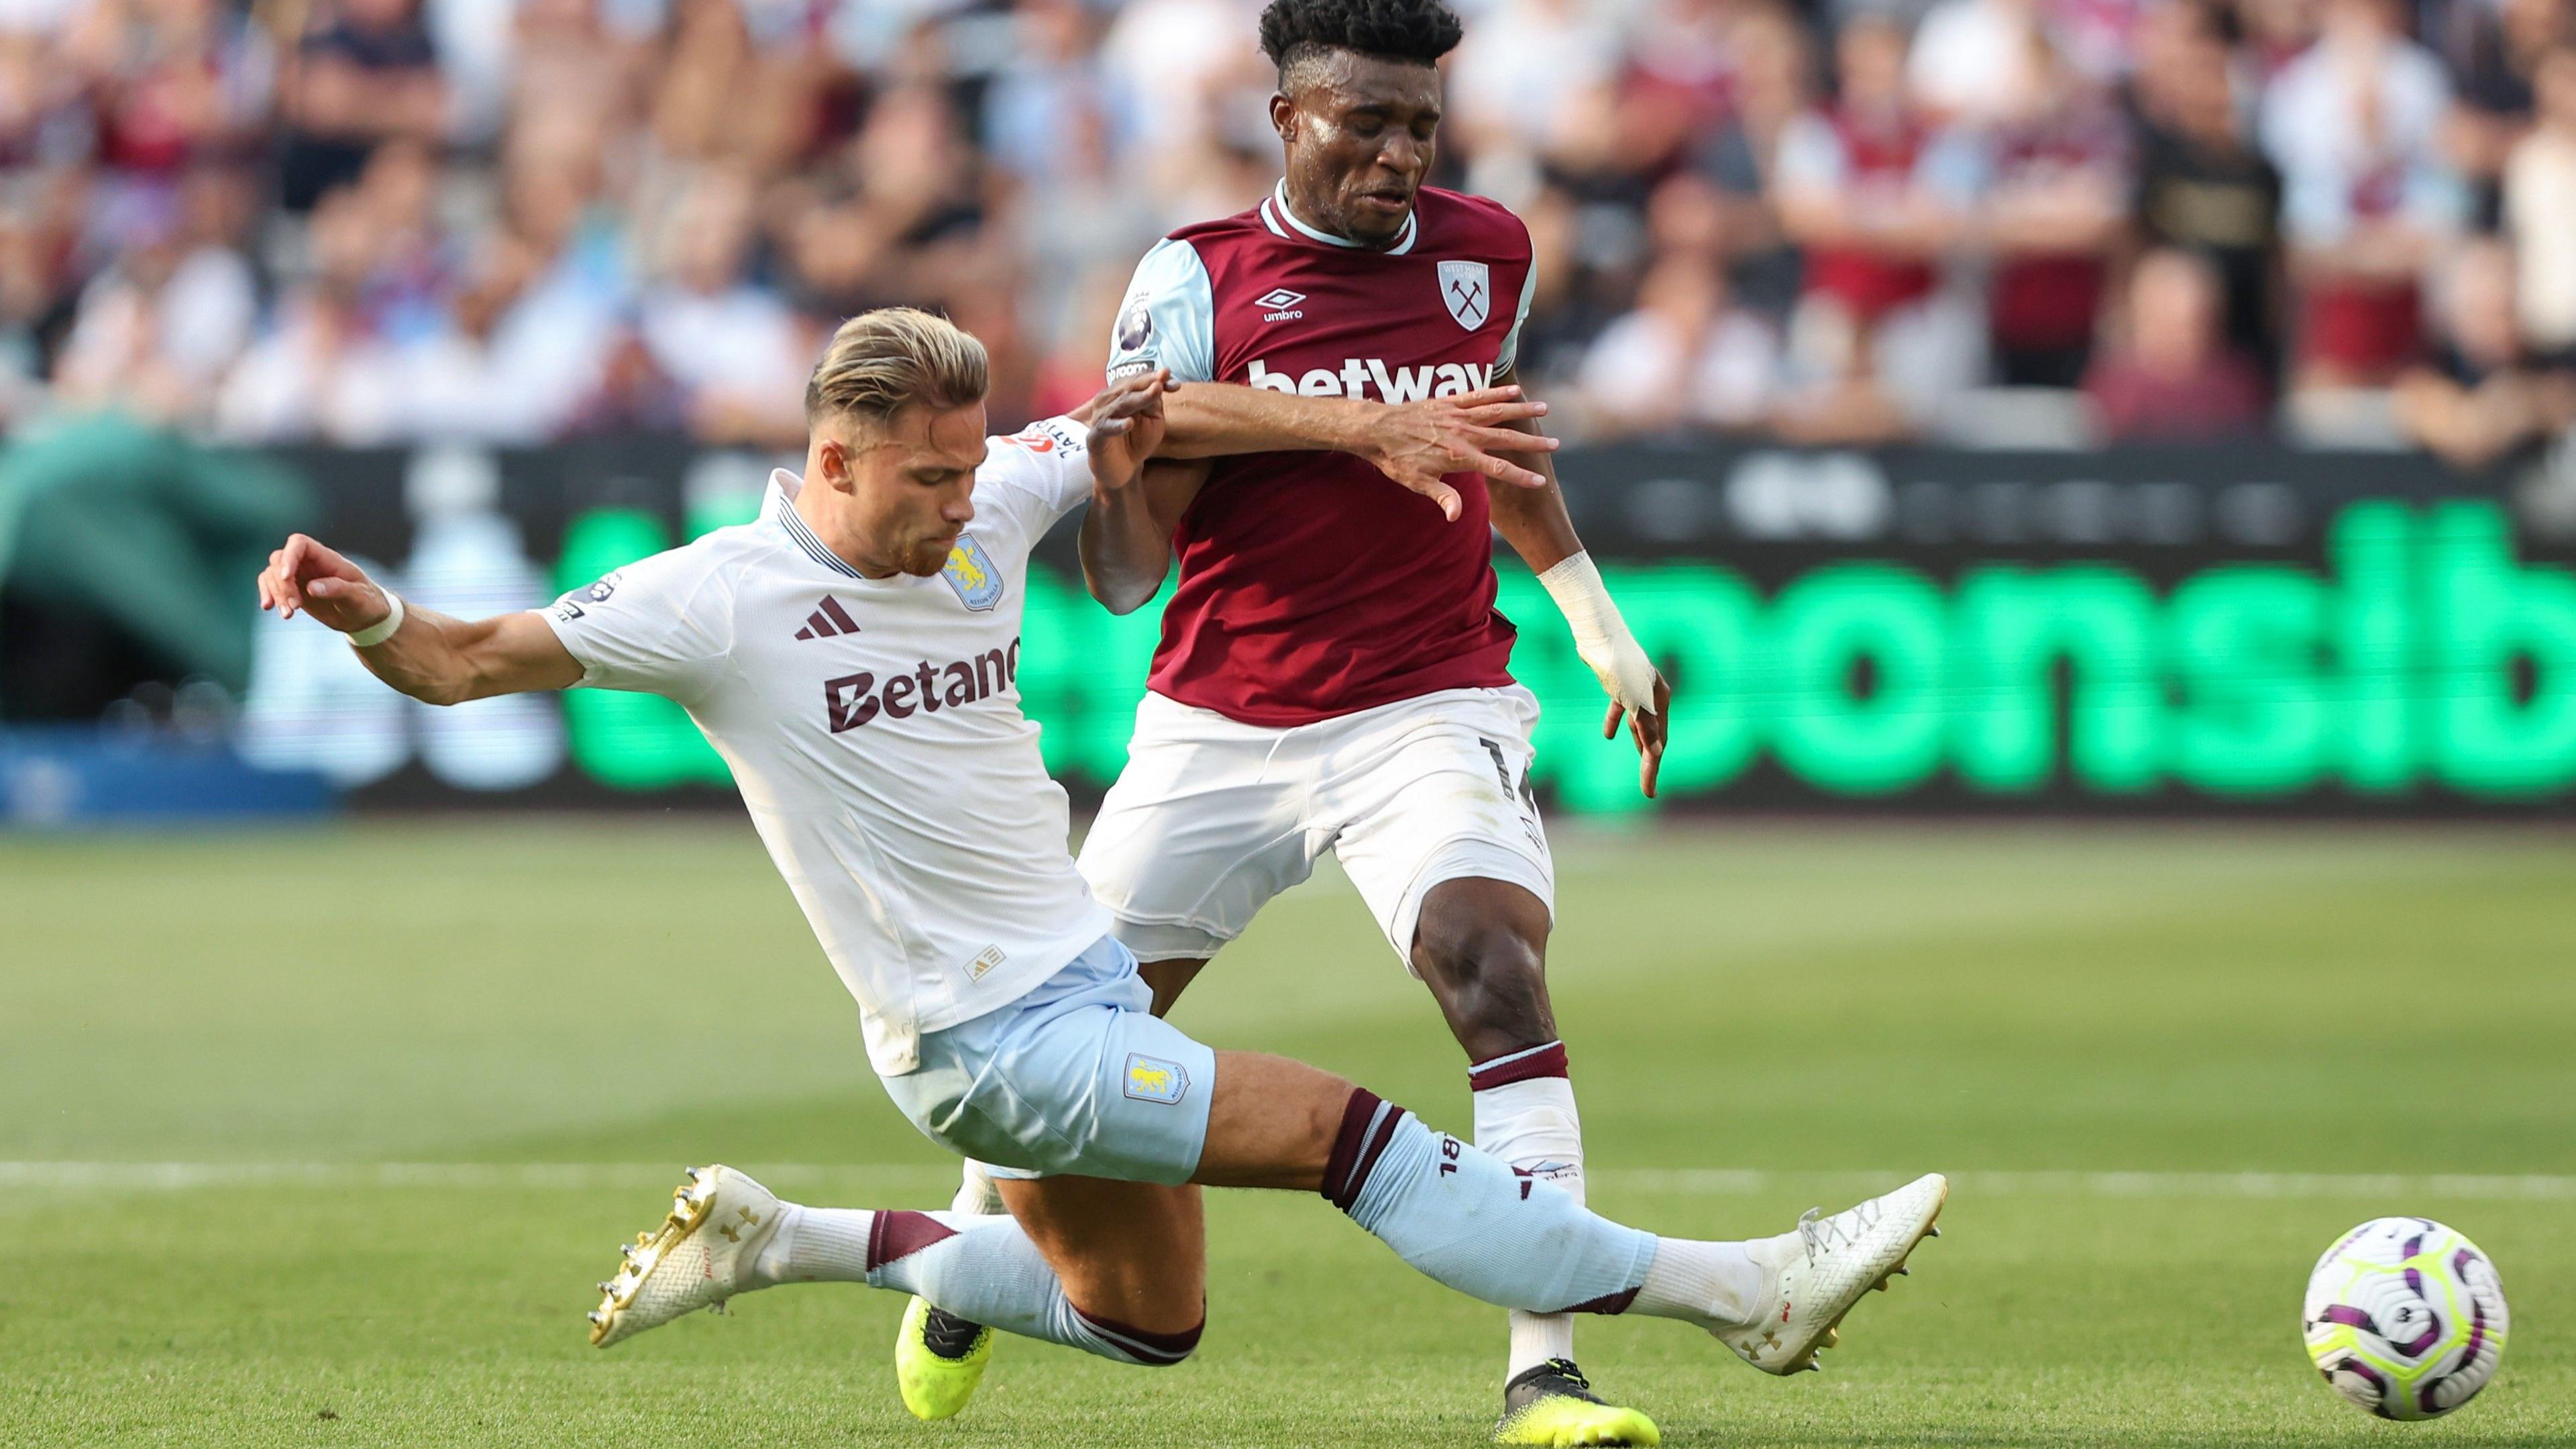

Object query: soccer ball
[2304,1217,2508,1420]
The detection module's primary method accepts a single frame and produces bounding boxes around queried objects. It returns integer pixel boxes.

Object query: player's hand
[257,533,391,636]
[1085,368,1175,493]
[1597,659,1671,800]
[1364,386,1559,523]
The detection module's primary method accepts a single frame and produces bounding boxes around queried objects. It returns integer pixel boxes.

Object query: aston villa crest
[1438,260,1490,331]
[942,533,1004,611]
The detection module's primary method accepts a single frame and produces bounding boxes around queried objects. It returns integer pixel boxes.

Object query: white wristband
[1536,551,1657,708]
[346,590,406,649]
[1537,551,1620,645]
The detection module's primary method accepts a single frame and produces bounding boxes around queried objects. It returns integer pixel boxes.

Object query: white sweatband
[1537,551,1657,708]
[346,591,406,649]
[1536,551,1630,656]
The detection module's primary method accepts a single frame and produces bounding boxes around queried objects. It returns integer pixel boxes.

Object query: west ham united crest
[1438,260,1490,331]
[942,533,1004,611]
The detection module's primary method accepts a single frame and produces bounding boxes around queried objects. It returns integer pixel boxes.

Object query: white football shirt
[539,416,1110,1074]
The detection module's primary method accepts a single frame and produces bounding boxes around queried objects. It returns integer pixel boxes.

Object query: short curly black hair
[1257,0,1464,81]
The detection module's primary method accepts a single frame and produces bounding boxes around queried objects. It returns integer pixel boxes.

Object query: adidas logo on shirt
[796,596,861,641]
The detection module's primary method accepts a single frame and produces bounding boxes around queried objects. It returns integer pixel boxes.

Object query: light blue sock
[788,1208,1203,1366]
[1324,1091,1658,1314]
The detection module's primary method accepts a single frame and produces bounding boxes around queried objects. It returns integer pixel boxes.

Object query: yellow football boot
[895,1295,994,1421]
[1493,1359,1661,1446]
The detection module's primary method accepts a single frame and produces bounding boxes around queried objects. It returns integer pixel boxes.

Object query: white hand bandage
[345,590,406,649]
[1536,551,1656,713]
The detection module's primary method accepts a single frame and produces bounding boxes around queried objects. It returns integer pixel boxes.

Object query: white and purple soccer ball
[2304,1217,2509,1421]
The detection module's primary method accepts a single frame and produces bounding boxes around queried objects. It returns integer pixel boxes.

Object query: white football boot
[588,1165,787,1348]
[1719,1173,1947,1375]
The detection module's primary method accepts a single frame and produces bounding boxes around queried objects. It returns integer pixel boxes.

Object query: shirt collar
[766,468,867,580]
[1262,180,1418,256]
[761,467,802,519]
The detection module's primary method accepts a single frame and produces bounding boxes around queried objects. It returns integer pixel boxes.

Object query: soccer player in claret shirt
[254,310,1945,1438]
[918,1,1706,1442]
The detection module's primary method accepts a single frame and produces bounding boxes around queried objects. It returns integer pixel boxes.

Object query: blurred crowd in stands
[3,0,2574,464]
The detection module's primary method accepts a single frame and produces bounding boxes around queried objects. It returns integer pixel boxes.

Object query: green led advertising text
[557,500,2576,812]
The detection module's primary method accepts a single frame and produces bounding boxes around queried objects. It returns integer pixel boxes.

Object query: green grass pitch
[4,820,2574,1446]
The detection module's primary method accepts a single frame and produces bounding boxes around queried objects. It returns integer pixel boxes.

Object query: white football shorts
[1077,685,1555,969]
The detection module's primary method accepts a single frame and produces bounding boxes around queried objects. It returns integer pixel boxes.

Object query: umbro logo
[1253,288,1306,321]
[795,595,861,641]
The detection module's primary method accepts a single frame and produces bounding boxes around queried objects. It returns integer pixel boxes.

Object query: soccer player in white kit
[253,309,1945,1432]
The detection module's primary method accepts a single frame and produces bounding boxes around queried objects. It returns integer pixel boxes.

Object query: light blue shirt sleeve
[1106,238,1216,384]
[1493,262,1540,377]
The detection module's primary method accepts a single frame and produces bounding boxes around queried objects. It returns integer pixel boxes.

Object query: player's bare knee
[1411,919,1554,1055]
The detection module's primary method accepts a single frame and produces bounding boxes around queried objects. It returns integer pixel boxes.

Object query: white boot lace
[1796,1195,1884,1261]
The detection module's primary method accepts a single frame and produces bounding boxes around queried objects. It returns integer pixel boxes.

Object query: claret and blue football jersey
[1107,182,1542,727]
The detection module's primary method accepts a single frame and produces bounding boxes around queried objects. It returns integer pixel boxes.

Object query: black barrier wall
[205,439,2576,817]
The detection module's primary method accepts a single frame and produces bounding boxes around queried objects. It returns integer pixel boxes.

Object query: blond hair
[804,308,990,432]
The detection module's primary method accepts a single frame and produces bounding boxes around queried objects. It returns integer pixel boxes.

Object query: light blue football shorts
[877,934,1216,1187]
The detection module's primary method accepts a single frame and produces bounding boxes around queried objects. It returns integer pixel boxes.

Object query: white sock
[754,1204,875,1284]
[1632,1236,1766,1330]
[953,1159,1007,1217]
[1471,1042,1585,1381]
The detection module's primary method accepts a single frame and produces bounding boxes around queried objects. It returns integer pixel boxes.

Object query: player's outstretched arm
[257,533,582,704]
[1480,371,1672,798]
[1153,382,1556,523]
[1078,370,1202,614]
